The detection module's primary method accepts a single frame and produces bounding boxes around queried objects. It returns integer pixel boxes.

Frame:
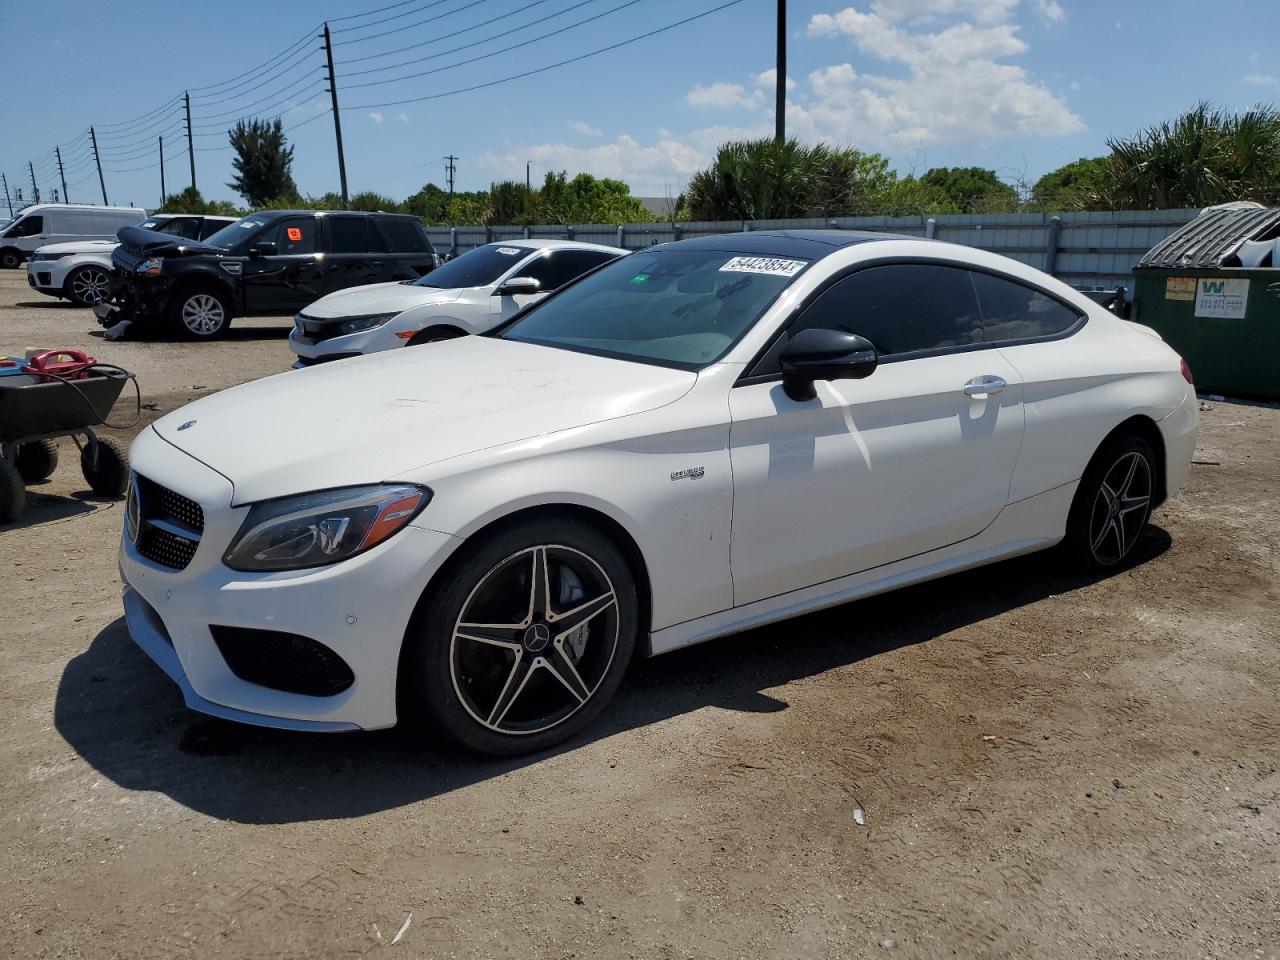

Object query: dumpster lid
[1137,203,1280,269]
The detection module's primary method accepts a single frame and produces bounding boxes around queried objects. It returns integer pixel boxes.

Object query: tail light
[1180,358,1194,385]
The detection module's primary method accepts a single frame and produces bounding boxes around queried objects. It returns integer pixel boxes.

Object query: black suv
[98,210,436,339]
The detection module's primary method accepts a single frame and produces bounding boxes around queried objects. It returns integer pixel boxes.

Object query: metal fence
[425,208,1202,294]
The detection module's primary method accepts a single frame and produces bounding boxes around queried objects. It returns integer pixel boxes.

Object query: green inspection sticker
[630,273,650,284]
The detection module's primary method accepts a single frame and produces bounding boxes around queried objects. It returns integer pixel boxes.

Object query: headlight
[31,251,70,262]
[339,312,398,335]
[222,484,430,572]
[136,258,163,275]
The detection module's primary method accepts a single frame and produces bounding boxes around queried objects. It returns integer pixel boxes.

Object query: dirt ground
[0,267,1277,960]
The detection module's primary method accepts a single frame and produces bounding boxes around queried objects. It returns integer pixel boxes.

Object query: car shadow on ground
[87,324,294,343]
[53,529,1170,824]
[0,486,115,531]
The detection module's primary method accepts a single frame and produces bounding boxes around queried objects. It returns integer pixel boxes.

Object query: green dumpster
[1132,204,1280,401]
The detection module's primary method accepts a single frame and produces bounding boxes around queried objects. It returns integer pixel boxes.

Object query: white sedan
[288,238,625,366]
[119,230,1198,755]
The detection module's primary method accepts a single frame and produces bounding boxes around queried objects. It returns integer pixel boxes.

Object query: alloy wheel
[450,544,620,736]
[182,294,225,336]
[1088,451,1152,565]
[71,267,112,305]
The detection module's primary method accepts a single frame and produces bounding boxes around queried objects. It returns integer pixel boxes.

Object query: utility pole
[1,173,12,217]
[183,91,196,190]
[28,161,40,205]
[55,147,68,203]
[321,23,349,208]
[444,155,457,199]
[526,159,533,194]
[159,135,166,204]
[775,0,786,143]
[90,126,108,205]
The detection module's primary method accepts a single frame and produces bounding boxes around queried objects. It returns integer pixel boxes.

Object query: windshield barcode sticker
[496,247,522,255]
[719,256,807,277]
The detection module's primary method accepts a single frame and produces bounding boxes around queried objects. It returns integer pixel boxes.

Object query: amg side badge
[670,467,705,482]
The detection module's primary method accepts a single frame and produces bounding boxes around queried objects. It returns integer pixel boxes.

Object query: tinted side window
[327,216,369,254]
[155,218,201,239]
[198,219,232,240]
[260,216,317,255]
[376,218,428,253]
[6,216,43,238]
[514,250,617,291]
[971,272,1082,342]
[789,264,983,358]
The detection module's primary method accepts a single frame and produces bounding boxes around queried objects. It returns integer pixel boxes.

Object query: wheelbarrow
[0,354,136,522]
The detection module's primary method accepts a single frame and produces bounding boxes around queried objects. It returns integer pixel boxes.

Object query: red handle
[24,349,95,371]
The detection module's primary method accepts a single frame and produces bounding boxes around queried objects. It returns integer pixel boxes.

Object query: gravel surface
[1,268,1277,959]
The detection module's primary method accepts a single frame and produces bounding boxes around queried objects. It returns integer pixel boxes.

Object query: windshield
[202,216,267,251]
[415,243,529,288]
[499,249,809,368]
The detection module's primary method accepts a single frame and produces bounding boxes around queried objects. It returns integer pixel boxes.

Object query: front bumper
[119,427,459,732]
[288,323,404,365]
[26,263,61,295]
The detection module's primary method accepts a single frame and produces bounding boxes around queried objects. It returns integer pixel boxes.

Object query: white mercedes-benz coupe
[119,230,1198,755]
[288,238,625,367]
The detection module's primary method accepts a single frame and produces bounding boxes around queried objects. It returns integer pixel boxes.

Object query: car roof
[483,238,627,253]
[657,229,922,259]
[250,209,418,220]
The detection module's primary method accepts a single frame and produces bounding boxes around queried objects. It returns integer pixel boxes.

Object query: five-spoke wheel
[1067,435,1156,569]
[403,518,637,755]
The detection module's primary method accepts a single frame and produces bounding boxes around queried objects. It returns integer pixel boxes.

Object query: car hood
[115,225,224,258]
[36,239,118,255]
[151,336,696,504]
[299,281,463,320]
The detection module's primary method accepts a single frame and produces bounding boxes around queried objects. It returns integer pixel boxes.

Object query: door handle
[963,375,1007,397]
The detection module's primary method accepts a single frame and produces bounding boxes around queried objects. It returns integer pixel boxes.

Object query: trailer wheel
[15,439,59,482]
[0,457,25,523]
[81,435,130,496]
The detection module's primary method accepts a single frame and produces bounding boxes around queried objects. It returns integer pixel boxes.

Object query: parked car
[0,204,147,269]
[118,230,1198,755]
[95,210,437,339]
[26,214,237,306]
[289,239,626,366]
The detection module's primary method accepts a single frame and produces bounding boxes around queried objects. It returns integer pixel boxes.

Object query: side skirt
[647,482,1077,657]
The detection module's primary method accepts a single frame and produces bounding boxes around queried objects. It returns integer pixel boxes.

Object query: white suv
[289,239,625,367]
[26,214,235,306]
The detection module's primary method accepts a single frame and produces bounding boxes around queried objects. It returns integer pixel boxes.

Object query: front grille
[294,314,345,343]
[210,626,355,697]
[132,474,203,571]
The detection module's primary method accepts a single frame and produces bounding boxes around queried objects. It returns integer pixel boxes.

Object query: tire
[0,248,22,270]
[1064,435,1156,570]
[0,457,25,523]
[401,516,639,756]
[14,439,59,482]
[170,287,232,340]
[65,264,114,307]
[406,327,463,347]
[80,435,130,497]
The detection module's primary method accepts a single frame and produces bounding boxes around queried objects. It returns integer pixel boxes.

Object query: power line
[189,25,319,94]
[193,71,324,126]
[347,0,745,109]
[344,0,644,90]
[340,0,573,74]
[334,0,489,46]
[329,0,422,21]
[331,0,455,34]
[189,40,323,106]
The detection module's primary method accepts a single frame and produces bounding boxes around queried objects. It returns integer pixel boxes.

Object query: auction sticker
[1195,277,1250,318]
[719,256,807,277]
[1165,276,1196,301]
[496,247,522,255]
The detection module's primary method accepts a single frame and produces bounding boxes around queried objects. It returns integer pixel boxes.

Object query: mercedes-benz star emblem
[177,420,197,431]
[522,623,551,653]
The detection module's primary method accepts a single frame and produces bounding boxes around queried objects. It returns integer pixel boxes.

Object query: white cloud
[753,68,797,92]
[1244,73,1279,88]
[397,112,410,124]
[686,81,764,110]
[1032,0,1065,23]
[368,111,385,124]
[869,0,1017,24]
[569,120,604,137]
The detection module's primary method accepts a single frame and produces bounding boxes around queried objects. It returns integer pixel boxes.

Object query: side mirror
[779,328,878,401]
[250,241,277,258]
[494,276,540,296]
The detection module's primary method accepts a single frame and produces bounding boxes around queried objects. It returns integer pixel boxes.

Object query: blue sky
[2,0,1278,210]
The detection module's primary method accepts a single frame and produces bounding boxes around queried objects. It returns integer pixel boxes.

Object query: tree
[873,177,962,217]
[686,138,898,220]
[157,186,243,217]
[227,118,297,207]
[536,171,652,224]
[1030,157,1110,210]
[1103,102,1280,209]
[919,167,1019,213]
[487,180,535,225]
[348,190,397,212]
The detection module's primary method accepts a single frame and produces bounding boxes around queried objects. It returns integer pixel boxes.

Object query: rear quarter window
[375,218,430,254]
[971,271,1082,341]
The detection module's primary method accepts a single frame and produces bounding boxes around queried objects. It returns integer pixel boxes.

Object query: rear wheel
[0,248,22,270]
[0,457,25,522]
[65,265,114,307]
[81,435,130,497]
[171,288,231,340]
[406,326,464,347]
[1065,436,1156,569]
[14,439,59,482]
[401,517,638,756]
